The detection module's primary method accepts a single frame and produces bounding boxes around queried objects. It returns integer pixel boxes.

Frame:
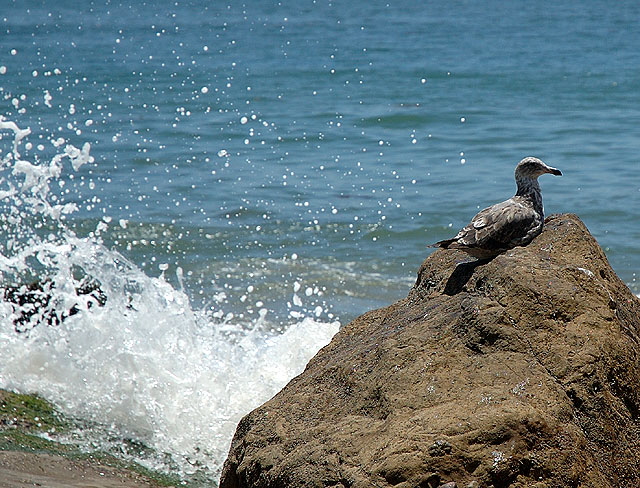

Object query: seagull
[430,157,562,259]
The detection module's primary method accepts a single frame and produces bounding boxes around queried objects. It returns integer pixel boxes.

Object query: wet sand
[0,451,163,488]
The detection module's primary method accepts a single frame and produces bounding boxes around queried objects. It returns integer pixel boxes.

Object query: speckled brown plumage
[431,157,562,258]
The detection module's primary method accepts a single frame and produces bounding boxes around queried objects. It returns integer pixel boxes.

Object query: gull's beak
[547,166,562,176]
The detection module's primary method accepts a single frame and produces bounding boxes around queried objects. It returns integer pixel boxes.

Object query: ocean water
[0,1,639,484]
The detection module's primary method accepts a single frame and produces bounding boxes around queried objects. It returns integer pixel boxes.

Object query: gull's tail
[427,238,456,249]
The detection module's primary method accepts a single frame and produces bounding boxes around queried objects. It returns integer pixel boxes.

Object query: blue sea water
[1,1,639,484]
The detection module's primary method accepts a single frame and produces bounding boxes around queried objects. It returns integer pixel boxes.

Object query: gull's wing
[448,198,540,251]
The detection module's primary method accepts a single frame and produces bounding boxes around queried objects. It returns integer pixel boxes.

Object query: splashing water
[0,118,339,482]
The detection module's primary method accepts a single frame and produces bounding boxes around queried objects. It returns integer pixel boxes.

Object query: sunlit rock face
[221,214,640,488]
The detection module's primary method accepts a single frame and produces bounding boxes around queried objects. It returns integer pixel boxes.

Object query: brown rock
[220,214,640,488]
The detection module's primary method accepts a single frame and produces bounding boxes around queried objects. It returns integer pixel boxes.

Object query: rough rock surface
[220,214,640,488]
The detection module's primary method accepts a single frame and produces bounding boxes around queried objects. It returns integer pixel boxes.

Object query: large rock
[220,214,640,488]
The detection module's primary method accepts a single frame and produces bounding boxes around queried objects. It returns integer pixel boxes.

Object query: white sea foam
[0,119,339,481]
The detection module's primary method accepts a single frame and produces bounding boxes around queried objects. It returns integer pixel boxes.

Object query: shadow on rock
[443,257,495,296]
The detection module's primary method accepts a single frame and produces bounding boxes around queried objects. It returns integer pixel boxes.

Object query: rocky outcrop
[220,214,640,488]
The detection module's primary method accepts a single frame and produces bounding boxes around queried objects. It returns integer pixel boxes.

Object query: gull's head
[515,157,562,179]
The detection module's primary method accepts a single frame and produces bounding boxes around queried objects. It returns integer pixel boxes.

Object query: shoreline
[0,450,164,488]
[0,388,175,488]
